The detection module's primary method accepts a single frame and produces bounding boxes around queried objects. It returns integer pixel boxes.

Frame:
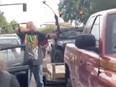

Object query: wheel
[66,78,72,87]
[43,76,46,85]
[51,49,64,63]
[65,64,72,87]
[16,69,30,87]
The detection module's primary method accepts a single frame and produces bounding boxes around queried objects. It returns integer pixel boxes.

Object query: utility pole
[42,0,60,34]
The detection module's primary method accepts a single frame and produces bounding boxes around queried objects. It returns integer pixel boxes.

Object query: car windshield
[0,46,25,67]
[59,30,80,39]
[0,39,19,45]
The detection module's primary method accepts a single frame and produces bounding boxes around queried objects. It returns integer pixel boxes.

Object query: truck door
[78,15,103,87]
[0,46,25,67]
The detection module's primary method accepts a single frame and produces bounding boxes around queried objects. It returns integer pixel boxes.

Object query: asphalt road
[29,74,65,87]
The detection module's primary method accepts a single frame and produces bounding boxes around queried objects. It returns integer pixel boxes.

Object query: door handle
[80,60,83,63]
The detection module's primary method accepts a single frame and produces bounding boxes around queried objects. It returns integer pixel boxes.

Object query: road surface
[29,74,65,87]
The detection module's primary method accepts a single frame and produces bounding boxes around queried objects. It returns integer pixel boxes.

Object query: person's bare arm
[16,27,28,33]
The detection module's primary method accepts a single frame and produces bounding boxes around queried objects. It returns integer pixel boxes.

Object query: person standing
[0,59,20,87]
[16,21,48,87]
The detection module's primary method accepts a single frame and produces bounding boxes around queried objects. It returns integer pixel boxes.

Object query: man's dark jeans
[30,65,44,87]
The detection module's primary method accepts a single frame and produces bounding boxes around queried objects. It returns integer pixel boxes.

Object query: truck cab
[50,28,82,63]
[64,9,116,87]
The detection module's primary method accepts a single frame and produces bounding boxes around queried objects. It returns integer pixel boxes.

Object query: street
[29,74,65,87]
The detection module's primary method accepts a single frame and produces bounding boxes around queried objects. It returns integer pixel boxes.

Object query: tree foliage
[39,25,56,34]
[59,0,80,22]
[0,11,8,33]
[0,11,20,34]
[91,0,116,13]
[7,20,19,33]
[58,0,116,23]
[59,0,90,23]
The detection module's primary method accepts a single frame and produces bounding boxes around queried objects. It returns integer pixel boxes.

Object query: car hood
[57,39,75,46]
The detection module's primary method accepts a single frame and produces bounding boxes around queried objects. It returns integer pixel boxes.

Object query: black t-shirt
[17,31,47,46]
[17,31,48,65]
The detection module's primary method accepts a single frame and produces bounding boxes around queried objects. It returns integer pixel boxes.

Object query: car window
[0,39,19,45]
[60,30,80,39]
[0,47,24,65]
[0,48,24,59]
[83,16,95,34]
[106,14,116,54]
[91,15,103,41]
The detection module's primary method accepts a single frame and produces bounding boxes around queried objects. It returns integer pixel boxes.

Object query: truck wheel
[66,78,72,87]
[16,69,30,87]
[43,76,46,85]
[65,64,72,87]
[52,50,64,63]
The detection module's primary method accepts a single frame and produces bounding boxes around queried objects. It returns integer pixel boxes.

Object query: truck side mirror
[75,34,99,53]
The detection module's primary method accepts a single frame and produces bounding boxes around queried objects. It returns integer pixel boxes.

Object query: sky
[0,0,62,27]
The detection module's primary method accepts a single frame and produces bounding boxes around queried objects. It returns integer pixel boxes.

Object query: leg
[32,65,44,87]
[42,48,46,58]
[29,66,33,85]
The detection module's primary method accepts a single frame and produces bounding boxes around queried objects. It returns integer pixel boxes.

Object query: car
[0,34,21,45]
[0,44,30,87]
[0,33,51,86]
[50,27,83,63]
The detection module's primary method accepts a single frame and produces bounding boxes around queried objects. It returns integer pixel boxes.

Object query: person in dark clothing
[0,59,20,87]
[16,21,48,87]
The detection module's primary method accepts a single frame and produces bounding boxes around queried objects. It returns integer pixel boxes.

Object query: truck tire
[65,64,72,87]
[43,76,46,85]
[16,69,30,87]
[52,50,64,63]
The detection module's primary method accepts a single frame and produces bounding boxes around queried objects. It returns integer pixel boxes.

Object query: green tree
[58,0,90,23]
[8,20,18,33]
[0,12,20,34]
[91,0,116,13]
[40,25,56,33]
[59,0,116,24]
[1,20,18,34]
[0,11,8,33]
[59,0,79,22]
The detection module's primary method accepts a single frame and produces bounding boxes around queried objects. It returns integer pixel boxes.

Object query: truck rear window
[106,14,116,54]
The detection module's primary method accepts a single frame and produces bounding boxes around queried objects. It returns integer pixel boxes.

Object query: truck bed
[46,63,65,80]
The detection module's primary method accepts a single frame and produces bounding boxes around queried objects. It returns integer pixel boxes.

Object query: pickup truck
[0,44,30,87]
[64,9,116,87]
[51,27,82,63]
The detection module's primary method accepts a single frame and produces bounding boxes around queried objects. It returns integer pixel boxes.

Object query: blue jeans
[30,65,44,87]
